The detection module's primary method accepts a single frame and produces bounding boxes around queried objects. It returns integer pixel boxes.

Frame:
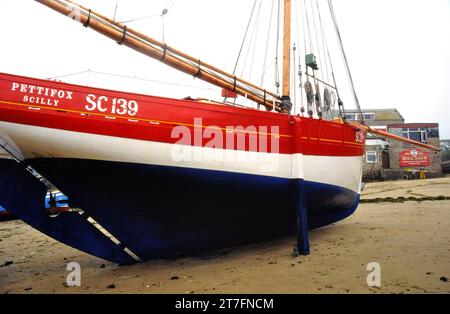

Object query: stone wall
[363,145,383,180]
[386,128,442,176]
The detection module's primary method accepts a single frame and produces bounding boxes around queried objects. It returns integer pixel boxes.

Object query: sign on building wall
[399,149,430,167]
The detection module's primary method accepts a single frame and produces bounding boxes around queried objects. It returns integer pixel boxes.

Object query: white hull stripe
[0,121,363,193]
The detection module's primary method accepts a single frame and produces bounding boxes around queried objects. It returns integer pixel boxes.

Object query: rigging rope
[308,0,323,118]
[233,0,258,75]
[300,0,308,59]
[48,69,91,80]
[48,69,219,91]
[260,0,276,87]
[303,0,313,54]
[295,0,305,115]
[315,0,330,85]
[113,0,119,21]
[160,0,177,42]
[274,0,281,95]
[309,0,325,81]
[328,0,363,123]
[244,0,263,81]
[316,0,342,117]
[301,1,313,117]
[292,43,297,115]
[119,0,176,25]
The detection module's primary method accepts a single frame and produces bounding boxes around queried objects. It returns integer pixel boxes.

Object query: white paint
[366,262,381,287]
[66,262,81,287]
[366,139,387,147]
[0,121,363,193]
[0,146,14,160]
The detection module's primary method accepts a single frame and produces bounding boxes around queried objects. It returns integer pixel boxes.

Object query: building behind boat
[343,108,443,180]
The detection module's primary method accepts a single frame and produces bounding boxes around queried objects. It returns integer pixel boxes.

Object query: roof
[388,123,439,129]
[344,108,405,121]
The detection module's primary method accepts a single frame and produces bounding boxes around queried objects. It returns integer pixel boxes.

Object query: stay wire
[233,0,258,75]
[328,0,363,122]
[275,0,281,94]
[119,0,177,24]
[303,0,313,53]
[246,0,263,82]
[315,0,330,85]
[294,0,305,114]
[113,0,119,21]
[260,0,276,87]
[309,0,324,81]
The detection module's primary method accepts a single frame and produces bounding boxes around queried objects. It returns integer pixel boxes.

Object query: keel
[294,179,310,255]
[0,159,137,264]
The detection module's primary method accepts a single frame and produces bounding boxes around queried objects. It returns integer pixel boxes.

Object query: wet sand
[1,176,449,294]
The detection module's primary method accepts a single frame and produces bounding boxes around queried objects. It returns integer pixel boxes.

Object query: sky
[0,0,449,138]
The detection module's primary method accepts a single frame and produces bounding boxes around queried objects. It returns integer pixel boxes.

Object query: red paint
[399,149,431,167]
[221,89,237,98]
[0,72,365,157]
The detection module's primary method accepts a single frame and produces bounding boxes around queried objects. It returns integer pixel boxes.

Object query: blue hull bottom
[0,158,359,263]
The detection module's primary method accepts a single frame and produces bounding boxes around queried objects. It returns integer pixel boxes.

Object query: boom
[34,0,441,152]
[35,0,282,111]
[349,122,441,152]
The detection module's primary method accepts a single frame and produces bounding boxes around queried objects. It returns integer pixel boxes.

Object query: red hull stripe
[0,72,365,157]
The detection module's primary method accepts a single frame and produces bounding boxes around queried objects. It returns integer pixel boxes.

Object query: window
[402,128,428,143]
[362,113,375,120]
[344,113,357,121]
[344,112,375,121]
[366,151,378,163]
[420,131,427,143]
[428,127,439,138]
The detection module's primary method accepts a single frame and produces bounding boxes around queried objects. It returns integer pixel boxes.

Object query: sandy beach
[1,176,449,294]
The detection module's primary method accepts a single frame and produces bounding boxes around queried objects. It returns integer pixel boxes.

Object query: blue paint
[295,179,310,255]
[0,158,360,263]
[44,192,69,209]
[0,159,136,264]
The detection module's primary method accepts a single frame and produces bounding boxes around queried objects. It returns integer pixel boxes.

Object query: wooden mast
[281,0,293,113]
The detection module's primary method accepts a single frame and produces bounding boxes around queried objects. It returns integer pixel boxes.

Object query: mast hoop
[83,9,92,28]
[160,44,168,61]
[193,60,202,78]
[118,25,127,45]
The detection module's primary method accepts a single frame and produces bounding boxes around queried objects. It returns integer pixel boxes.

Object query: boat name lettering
[85,94,139,116]
[11,82,73,107]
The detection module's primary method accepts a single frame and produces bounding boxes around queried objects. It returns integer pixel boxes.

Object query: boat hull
[0,72,365,263]
[31,158,359,259]
[0,156,359,262]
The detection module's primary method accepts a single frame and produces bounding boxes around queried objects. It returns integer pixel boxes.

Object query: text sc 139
[85,94,139,116]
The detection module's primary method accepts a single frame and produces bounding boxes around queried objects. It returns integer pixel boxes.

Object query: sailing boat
[0,0,438,264]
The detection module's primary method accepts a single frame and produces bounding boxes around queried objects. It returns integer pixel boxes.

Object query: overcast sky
[0,0,449,138]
